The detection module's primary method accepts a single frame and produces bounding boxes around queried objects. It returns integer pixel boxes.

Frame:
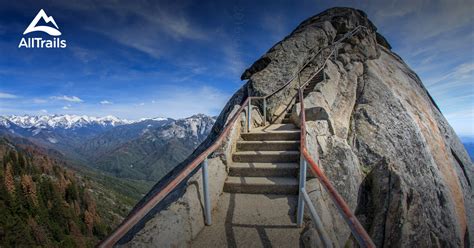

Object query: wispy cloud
[422,61,474,137]
[1,85,229,120]
[100,100,113,105]
[356,0,474,137]
[367,0,473,42]
[425,62,474,87]
[0,92,17,99]
[71,46,97,63]
[50,95,84,103]
[76,1,210,59]
[221,43,245,78]
[261,12,288,42]
[33,98,48,104]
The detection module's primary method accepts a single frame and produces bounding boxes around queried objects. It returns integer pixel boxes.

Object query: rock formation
[117,7,473,247]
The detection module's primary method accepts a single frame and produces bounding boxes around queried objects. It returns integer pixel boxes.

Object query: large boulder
[119,7,473,248]
[242,8,379,122]
[275,7,472,248]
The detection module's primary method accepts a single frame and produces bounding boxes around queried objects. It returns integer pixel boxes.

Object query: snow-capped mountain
[4,114,132,129]
[0,116,12,128]
[145,114,214,141]
[0,113,216,181]
[86,114,216,180]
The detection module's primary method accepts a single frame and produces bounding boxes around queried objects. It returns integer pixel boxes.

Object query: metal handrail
[299,25,365,89]
[296,86,375,247]
[99,25,372,247]
[295,25,375,248]
[99,98,250,247]
[263,46,325,100]
[260,25,366,124]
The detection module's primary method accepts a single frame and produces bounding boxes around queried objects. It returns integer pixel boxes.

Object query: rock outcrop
[246,7,472,247]
[118,7,473,248]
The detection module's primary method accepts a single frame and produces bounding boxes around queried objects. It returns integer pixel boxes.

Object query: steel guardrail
[295,25,375,248]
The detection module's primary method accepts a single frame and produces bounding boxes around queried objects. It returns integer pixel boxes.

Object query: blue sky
[0,0,473,137]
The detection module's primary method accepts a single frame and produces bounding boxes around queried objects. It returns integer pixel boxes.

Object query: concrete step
[233,151,299,163]
[229,162,299,177]
[253,123,298,131]
[237,140,300,151]
[224,176,298,194]
[190,193,302,247]
[281,118,293,124]
[241,130,299,141]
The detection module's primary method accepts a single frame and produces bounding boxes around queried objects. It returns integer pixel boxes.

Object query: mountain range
[0,113,215,245]
[0,114,215,184]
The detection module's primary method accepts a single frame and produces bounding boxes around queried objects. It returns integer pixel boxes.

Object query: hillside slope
[0,137,105,247]
[0,114,215,183]
[0,135,155,247]
[88,114,215,181]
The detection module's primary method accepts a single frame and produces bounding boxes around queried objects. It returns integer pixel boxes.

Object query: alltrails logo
[18,9,67,48]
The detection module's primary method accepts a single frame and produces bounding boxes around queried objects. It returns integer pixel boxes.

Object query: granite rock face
[243,8,379,122]
[243,7,472,248]
[121,7,472,248]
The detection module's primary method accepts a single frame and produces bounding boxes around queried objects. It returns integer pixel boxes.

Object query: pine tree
[3,162,15,195]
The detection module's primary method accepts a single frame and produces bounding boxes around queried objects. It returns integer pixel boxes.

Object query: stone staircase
[282,70,324,124]
[224,123,300,195]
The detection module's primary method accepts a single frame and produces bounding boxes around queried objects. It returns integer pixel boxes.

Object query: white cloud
[152,10,208,41]
[453,63,474,80]
[261,12,288,42]
[33,98,48,104]
[423,62,474,137]
[62,105,70,110]
[425,62,474,88]
[50,95,84,102]
[0,92,18,99]
[365,0,473,42]
[221,42,246,78]
[78,1,209,59]
[72,46,97,63]
[47,85,229,120]
[100,100,113,105]
[40,109,48,113]
[120,85,229,119]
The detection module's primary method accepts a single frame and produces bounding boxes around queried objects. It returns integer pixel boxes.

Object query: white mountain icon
[23,9,61,36]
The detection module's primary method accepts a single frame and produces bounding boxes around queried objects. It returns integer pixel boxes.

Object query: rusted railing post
[302,189,333,248]
[263,98,267,126]
[247,98,252,132]
[202,157,211,225]
[297,154,306,227]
